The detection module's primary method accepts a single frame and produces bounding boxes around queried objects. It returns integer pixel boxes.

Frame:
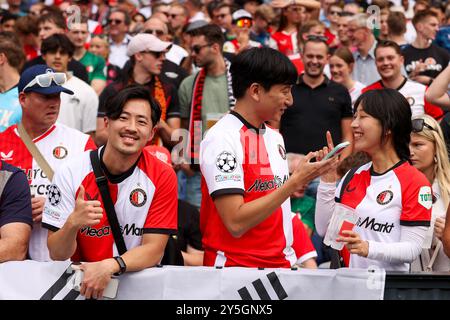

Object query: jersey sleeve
[42,163,76,232]
[84,136,97,151]
[0,170,32,228]
[292,215,317,264]
[200,130,244,198]
[144,165,178,234]
[400,171,432,227]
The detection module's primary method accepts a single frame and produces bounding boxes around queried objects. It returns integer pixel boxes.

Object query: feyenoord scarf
[188,59,235,164]
[150,76,167,146]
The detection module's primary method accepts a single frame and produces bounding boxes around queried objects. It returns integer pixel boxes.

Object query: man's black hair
[105,85,162,126]
[188,24,225,47]
[230,47,298,99]
[354,89,412,161]
[41,34,75,57]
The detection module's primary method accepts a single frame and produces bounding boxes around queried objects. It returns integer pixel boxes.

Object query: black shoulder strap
[337,166,359,202]
[330,165,359,269]
[89,150,127,255]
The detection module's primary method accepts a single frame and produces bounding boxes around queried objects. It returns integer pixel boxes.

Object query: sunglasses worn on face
[412,118,437,133]
[306,34,328,42]
[144,29,165,37]
[22,72,67,93]
[235,18,252,28]
[108,19,124,25]
[142,50,165,58]
[191,44,210,54]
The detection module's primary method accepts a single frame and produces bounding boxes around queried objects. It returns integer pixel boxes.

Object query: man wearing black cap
[0,64,96,262]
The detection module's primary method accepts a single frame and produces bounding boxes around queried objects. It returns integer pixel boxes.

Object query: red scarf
[150,76,167,146]
[188,68,206,165]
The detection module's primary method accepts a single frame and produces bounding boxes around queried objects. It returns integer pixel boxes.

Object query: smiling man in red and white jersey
[42,85,177,299]
[0,64,96,262]
[200,47,337,268]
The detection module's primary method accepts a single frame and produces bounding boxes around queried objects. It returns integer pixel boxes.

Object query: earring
[434,156,438,163]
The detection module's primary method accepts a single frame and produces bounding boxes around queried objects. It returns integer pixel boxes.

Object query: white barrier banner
[0,261,385,300]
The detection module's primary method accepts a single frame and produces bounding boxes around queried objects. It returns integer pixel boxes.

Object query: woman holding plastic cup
[409,115,450,271]
[315,89,433,271]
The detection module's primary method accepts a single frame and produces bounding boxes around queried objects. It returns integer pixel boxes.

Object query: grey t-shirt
[178,72,230,131]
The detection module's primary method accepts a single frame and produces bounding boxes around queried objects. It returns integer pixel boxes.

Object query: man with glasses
[97,33,181,148]
[223,9,261,54]
[168,3,189,44]
[107,8,132,69]
[363,40,439,119]
[177,24,235,209]
[0,64,96,261]
[210,2,235,41]
[143,17,189,67]
[348,13,379,85]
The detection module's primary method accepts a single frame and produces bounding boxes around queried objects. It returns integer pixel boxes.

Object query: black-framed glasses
[412,118,437,133]
[108,18,124,25]
[191,43,210,54]
[144,29,165,37]
[306,35,328,43]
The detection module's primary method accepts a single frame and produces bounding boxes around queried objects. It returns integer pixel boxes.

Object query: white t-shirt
[59,76,98,134]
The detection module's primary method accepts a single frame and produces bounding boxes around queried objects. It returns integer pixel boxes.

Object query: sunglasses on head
[235,18,252,28]
[144,29,165,37]
[108,18,124,25]
[412,118,437,133]
[22,72,67,93]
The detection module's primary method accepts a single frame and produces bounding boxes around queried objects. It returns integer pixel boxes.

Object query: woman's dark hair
[41,34,75,57]
[105,85,162,126]
[354,89,412,161]
[230,47,297,99]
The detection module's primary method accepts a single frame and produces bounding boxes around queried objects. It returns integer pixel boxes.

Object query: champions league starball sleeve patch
[216,151,237,173]
[418,186,433,210]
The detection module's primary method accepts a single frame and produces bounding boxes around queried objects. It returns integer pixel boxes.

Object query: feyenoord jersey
[200,111,296,268]
[292,214,317,265]
[336,161,432,271]
[363,79,426,117]
[0,123,96,261]
[42,147,178,262]
[271,31,298,56]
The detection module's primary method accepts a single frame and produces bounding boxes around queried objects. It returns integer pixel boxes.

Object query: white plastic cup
[324,203,358,250]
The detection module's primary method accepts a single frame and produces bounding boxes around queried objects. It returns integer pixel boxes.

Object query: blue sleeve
[0,170,33,228]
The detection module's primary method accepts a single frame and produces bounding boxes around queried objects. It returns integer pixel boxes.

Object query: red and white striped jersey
[200,111,296,268]
[337,161,432,270]
[0,123,96,261]
[42,147,178,262]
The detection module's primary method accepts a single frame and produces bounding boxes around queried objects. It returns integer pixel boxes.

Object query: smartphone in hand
[323,141,350,161]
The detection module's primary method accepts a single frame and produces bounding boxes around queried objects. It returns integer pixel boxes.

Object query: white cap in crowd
[126,33,172,57]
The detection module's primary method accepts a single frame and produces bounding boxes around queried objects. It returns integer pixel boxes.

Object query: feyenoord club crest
[130,188,147,207]
[406,97,415,106]
[53,146,68,159]
[278,144,286,160]
[376,190,394,205]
